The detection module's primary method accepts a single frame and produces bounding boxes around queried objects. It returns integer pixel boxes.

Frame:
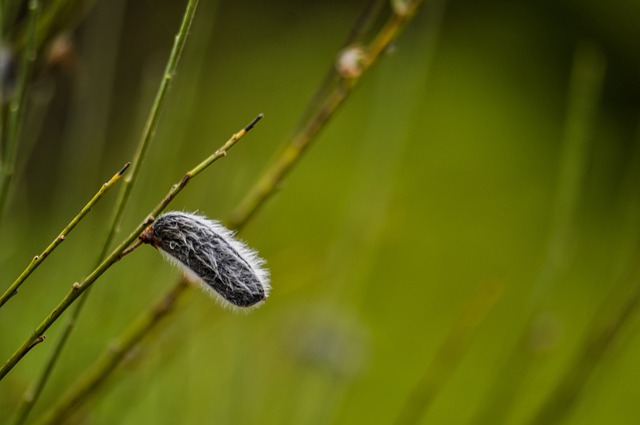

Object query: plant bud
[140,212,270,308]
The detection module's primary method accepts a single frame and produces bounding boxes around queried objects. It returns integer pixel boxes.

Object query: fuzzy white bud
[336,45,367,79]
[140,212,270,309]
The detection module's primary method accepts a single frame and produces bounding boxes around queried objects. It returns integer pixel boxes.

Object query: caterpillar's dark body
[141,212,270,308]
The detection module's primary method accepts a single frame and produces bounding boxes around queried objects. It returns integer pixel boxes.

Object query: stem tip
[245,114,264,132]
[118,162,131,176]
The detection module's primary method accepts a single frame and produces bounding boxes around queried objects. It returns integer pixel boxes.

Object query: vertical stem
[11,0,200,422]
[111,0,200,245]
[0,0,38,225]
[471,41,606,425]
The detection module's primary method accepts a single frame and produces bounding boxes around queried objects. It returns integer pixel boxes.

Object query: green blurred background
[1,0,640,423]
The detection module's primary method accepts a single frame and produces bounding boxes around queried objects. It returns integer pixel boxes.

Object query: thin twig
[0,0,39,225]
[293,0,387,134]
[0,162,130,308]
[34,2,428,421]
[112,0,201,242]
[34,278,190,425]
[11,1,200,422]
[25,335,46,355]
[228,0,425,229]
[27,0,86,52]
[0,114,262,381]
[526,273,640,425]
[117,239,143,261]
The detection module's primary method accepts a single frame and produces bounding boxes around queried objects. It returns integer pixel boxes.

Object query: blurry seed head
[336,45,367,79]
[140,211,270,309]
[391,0,411,17]
[44,32,78,72]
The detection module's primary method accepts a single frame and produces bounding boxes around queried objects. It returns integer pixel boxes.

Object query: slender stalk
[10,1,200,422]
[0,162,130,308]
[0,114,262,381]
[35,278,190,425]
[526,116,640,425]
[395,284,502,425]
[293,0,387,134]
[527,271,640,425]
[117,239,143,260]
[34,3,428,421]
[0,7,4,157]
[112,0,200,244]
[471,41,606,425]
[0,0,38,224]
[12,242,145,425]
[228,0,425,229]
[343,0,388,49]
[28,0,81,51]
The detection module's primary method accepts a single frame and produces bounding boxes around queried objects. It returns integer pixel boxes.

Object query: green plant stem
[27,0,85,51]
[0,0,38,224]
[35,277,190,425]
[11,240,142,425]
[471,41,606,425]
[527,272,640,425]
[87,0,199,267]
[230,86,348,229]
[1,1,7,42]
[0,7,4,153]
[0,114,261,382]
[14,328,71,425]
[33,3,428,421]
[10,1,200,422]
[114,0,200,236]
[526,115,640,425]
[229,0,425,229]
[34,129,266,422]
[395,284,501,425]
[293,0,386,134]
[0,162,130,308]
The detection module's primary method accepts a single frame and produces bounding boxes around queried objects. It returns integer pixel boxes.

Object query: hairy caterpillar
[140,212,270,308]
